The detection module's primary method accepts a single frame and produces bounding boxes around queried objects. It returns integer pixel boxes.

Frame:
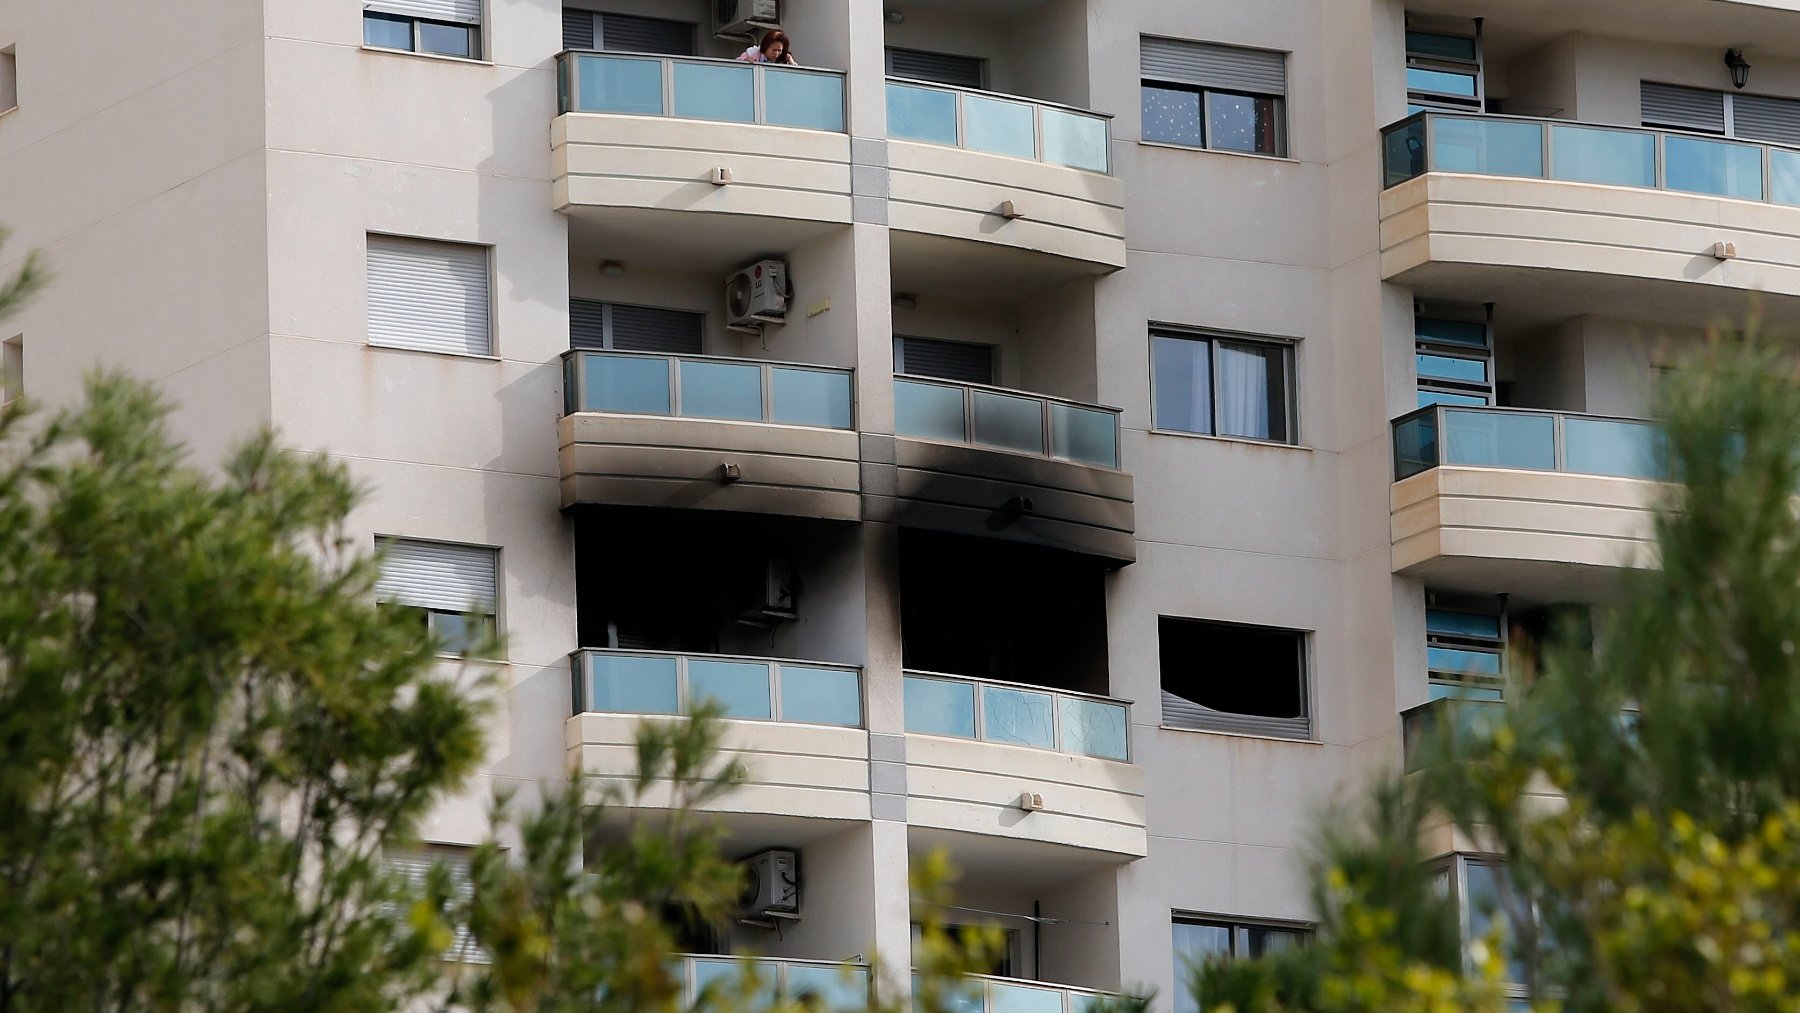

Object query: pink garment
[736,45,797,66]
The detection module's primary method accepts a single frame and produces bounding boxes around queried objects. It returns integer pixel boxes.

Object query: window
[886,48,985,90]
[2,336,19,407]
[1437,855,1531,999]
[1414,304,1492,408]
[383,844,487,962]
[1151,329,1295,443]
[570,300,703,353]
[1172,915,1309,1013]
[1140,37,1286,155]
[894,335,996,385]
[1426,594,1505,701]
[1159,616,1310,739]
[1406,28,1483,113]
[0,46,16,115]
[375,537,499,656]
[562,9,695,55]
[1642,81,1800,147]
[364,1,482,60]
[366,235,492,356]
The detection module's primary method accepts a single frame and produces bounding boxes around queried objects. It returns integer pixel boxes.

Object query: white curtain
[1217,342,1272,439]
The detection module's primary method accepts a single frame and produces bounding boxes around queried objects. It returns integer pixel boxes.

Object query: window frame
[0,46,17,116]
[1424,592,1507,701]
[362,8,484,62]
[1149,326,1299,446]
[1141,79,1288,156]
[1434,854,1533,1002]
[1157,615,1314,741]
[374,536,502,660]
[1,335,20,408]
[1171,912,1313,1013]
[1405,28,1484,113]
[1413,303,1494,408]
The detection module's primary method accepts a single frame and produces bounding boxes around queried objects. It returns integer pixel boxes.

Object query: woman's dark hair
[760,30,793,59]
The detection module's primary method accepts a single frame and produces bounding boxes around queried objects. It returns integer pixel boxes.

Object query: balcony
[558,350,860,521]
[1401,696,1504,771]
[565,649,870,824]
[674,954,869,1009]
[865,377,1135,563]
[1380,111,1800,324]
[1390,405,1663,598]
[552,51,851,260]
[884,80,1125,297]
[915,972,1127,1013]
[901,671,1146,859]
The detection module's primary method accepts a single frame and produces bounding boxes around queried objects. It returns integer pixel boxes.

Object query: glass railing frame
[1382,108,1800,205]
[561,348,856,430]
[893,373,1124,469]
[557,49,847,130]
[915,970,1129,1013]
[1400,696,1505,771]
[569,648,866,729]
[1391,402,1668,482]
[885,76,1115,174]
[676,952,872,1007]
[902,668,1133,762]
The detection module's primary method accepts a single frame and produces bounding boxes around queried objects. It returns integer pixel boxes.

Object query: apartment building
[2,0,1795,1007]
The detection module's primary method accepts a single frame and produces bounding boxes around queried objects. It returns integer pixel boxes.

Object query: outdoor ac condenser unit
[718,0,780,38]
[725,259,789,328]
[740,849,800,919]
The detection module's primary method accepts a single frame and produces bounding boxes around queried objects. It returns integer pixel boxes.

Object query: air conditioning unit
[717,0,780,38]
[725,259,788,329]
[737,557,797,627]
[740,849,800,919]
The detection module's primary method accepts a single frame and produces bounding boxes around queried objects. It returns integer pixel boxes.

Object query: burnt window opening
[1159,616,1310,739]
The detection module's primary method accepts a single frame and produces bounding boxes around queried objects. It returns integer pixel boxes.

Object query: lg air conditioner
[718,0,780,38]
[725,259,789,329]
[740,849,800,920]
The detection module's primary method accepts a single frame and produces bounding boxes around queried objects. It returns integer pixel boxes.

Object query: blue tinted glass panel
[1393,410,1440,478]
[1406,67,1477,97]
[1418,390,1490,408]
[888,83,959,145]
[785,965,868,1009]
[1061,697,1128,760]
[588,653,679,714]
[894,379,967,442]
[1665,134,1763,200]
[778,666,862,727]
[1417,353,1487,382]
[770,367,852,429]
[679,359,762,421]
[1407,31,1478,61]
[578,55,664,115]
[1152,335,1212,434]
[1415,316,1489,347]
[981,686,1055,749]
[1383,117,1428,186]
[1143,85,1203,147]
[1428,646,1503,676]
[672,61,754,122]
[364,11,414,49]
[762,68,845,130]
[686,659,772,719]
[964,94,1036,159]
[990,981,1064,1013]
[904,677,976,738]
[1773,148,1800,206]
[1429,682,1505,702]
[1565,417,1666,479]
[1207,92,1280,155]
[1441,409,1555,470]
[585,354,671,415]
[1042,107,1109,172]
[418,20,474,58]
[1550,124,1654,186]
[1050,403,1118,467]
[971,390,1044,454]
[1432,117,1544,177]
[1426,610,1502,638]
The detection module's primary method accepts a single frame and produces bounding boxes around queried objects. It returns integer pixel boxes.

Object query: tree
[1199,330,1800,1012]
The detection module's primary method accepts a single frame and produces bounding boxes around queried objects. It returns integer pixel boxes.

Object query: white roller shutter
[1640,82,1725,133]
[367,236,491,357]
[375,538,498,614]
[366,0,482,25]
[383,846,486,962]
[1141,37,1286,96]
[886,48,985,89]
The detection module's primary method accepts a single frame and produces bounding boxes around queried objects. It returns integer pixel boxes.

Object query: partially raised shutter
[609,304,703,353]
[376,538,497,614]
[598,12,696,55]
[1640,82,1725,133]
[365,0,482,25]
[383,847,485,961]
[1141,37,1286,96]
[367,236,490,356]
[897,336,995,384]
[1732,93,1800,147]
[561,8,595,49]
[886,48,984,89]
[1160,691,1311,739]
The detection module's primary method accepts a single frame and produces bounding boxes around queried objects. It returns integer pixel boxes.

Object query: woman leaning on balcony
[737,29,798,66]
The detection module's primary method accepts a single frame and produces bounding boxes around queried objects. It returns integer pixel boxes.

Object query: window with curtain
[1151,329,1294,443]
[1140,37,1287,155]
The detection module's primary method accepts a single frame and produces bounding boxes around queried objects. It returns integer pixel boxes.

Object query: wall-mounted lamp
[1725,49,1751,90]
[891,292,918,311]
[599,260,626,277]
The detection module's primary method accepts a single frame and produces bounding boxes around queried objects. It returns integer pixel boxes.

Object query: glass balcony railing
[893,376,1122,469]
[886,78,1112,174]
[1382,110,1800,205]
[1402,697,1504,770]
[1392,404,1667,482]
[912,972,1127,1013]
[570,649,864,728]
[557,51,846,132]
[902,671,1131,762]
[678,954,871,1009]
[562,350,855,430]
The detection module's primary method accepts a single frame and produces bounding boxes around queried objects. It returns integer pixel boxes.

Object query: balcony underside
[1381,173,1800,328]
[1403,0,1800,52]
[862,436,1136,564]
[1392,466,1659,600]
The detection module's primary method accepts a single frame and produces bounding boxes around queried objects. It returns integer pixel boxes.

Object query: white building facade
[5,0,1798,1006]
